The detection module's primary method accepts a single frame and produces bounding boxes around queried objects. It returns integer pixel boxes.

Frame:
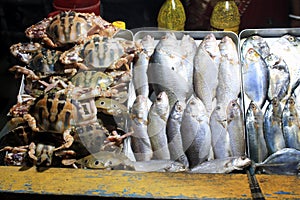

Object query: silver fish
[210,105,232,159]
[246,101,268,163]
[264,53,290,101]
[227,99,246,157]
[241,35,270,64]
[263,97,286,154]
[133,35,155,97]
[270,34,300,96]
[180,34,197,91]
[243,48,269,108]
[132,160,186,172]
[216,54,241,120]
[193,34,220,116]
[130,95,152,161]
[166,100,189,168]
[181,96,211,168]
[254,148,300,175]
[199,33,221,66]
[189,156,252,174]
[147,91,170,159]
[282,96,300,150]
[148,33,193,107]
[219,36,239,64]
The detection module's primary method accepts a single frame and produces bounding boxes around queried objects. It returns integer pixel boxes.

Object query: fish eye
[100,101,105,105]
[94,160,100,165]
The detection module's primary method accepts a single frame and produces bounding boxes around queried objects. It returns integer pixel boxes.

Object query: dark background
[0,0,294,130]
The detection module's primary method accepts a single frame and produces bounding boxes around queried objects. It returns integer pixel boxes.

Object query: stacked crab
[0,11,140,168]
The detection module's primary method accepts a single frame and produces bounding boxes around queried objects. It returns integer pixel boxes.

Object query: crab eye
[94,160,100,165]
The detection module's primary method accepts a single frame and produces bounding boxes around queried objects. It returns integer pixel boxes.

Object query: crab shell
[25,11,118,48]
[60,35,139,70]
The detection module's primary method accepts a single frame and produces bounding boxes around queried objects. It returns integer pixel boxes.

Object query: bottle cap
[112,21,126,29]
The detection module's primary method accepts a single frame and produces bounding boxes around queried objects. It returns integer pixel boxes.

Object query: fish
[246,101,268,163]
[132,159,186,172]
[130,95,152,161]
[264,53,290,102]
[219,36,239,63]
[210,105,232,159]
[166,100,189,168]
[240,35,270,64]
[180,96,211,168]
[193,33,220,116]
[270,34,300,97]
[226,99,246,156]
[179,34,197,91]
[199,33,221,66]
[254,148,300,175]
[147,91,170,159]
[242,48,269,108]
[133,35,156,97]
[282,96,300,150]
[263,97,286,154]
[148,32,193,108]
[215,37,241,120]
[189,156,252,174]
[77,151,186,172]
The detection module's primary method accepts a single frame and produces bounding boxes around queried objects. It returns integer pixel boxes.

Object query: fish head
[232,156,252,170]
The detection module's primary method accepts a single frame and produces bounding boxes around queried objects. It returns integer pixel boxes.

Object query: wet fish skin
[219,36,239,64]
[147,91,170,160]
[166,100,189,168]
[180,34,197,91]
[181,96,212,168]
[241,35,270,64]
[193,34,220,116]
[210,105,232,159]
[189,156,252,174]
[130,95,153,161]
[133,35,156,97]
[226,99,246,156]
[246,101,268,163]
[254,148,300,175]
[264,53,290,101]
[148,32,193,107]
[133,159,187,172]
[243,48,269,108]
[263,97,286,154]
[282,96,300,150]
[270,34,300,96]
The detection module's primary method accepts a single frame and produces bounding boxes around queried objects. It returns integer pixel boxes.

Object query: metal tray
[239,28,300,174]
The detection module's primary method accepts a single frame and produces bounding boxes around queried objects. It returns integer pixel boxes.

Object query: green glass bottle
[157,0,186,31]
[210,0,240,34]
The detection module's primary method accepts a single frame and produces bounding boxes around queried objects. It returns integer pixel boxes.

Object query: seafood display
[241,30,300,174]
[0,23,251,173]
[130,31,247,173]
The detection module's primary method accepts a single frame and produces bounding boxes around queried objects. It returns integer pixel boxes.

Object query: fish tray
[132,30,248,173]
[239,28,300,175]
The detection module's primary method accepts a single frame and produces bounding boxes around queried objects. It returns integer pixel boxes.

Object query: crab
[60,34,140,71]
[70,70,131,103]
[9,42,77,82]
[25,11,119,48]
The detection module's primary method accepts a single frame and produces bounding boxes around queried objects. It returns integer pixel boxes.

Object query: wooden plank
[256,174,300,199]
[0,166,252,199]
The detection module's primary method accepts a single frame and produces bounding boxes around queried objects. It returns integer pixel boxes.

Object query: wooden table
[1,166,299,199]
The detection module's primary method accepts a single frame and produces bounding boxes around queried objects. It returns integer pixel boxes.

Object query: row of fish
[127,32,249,173]
[242,34,300,174]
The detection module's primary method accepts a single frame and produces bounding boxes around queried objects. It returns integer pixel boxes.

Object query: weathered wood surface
[0,166,252,199]
[256,174,300,199]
